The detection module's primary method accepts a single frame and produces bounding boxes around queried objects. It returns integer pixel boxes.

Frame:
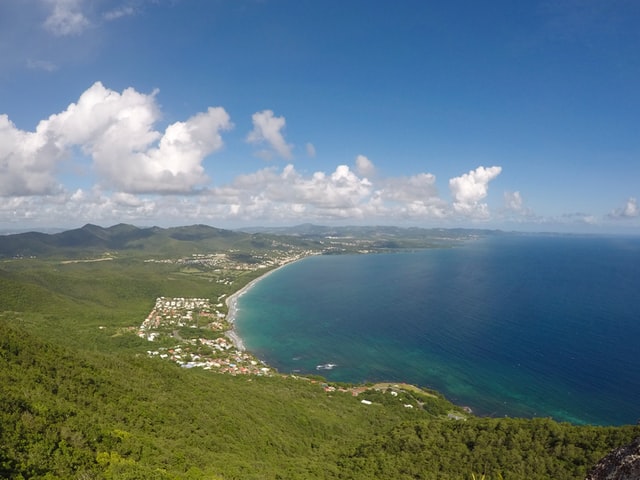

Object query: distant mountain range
[0,223,503,258]
[0,223,251,258]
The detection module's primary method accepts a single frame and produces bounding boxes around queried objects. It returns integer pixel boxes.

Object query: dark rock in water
[586,437,640,480]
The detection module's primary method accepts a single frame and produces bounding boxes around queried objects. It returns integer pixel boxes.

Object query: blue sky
[1,0,639,233]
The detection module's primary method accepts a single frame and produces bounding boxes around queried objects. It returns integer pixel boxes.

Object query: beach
[225,257,307,352]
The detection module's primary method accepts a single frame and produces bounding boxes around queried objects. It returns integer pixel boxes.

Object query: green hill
[0,224,261,259]
[1,225,638,479]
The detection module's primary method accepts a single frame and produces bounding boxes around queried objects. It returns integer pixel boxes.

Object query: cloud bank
[0,81,513,229]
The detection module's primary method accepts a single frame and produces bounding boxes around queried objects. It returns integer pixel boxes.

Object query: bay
[235,234,640,425]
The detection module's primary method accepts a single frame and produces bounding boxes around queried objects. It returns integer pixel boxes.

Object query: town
[137,295,273,376]
[136,241,319,373]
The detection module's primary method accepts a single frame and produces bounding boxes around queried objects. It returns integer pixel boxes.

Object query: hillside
[0,223,493,259]
[1,224,638,479]
[0,224,283,259]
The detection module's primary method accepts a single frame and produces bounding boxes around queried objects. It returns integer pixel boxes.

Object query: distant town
[137,295,272,376]
[136,241,319,376]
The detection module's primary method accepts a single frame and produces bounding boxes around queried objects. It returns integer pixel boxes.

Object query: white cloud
[1,82,232,195]
[609,197,639,219]
[621,197,639,217]
[43,0,90,36]
[499,190,542,225]
[0,80,520,228]
[237,164,371,209]
[0,189,156,229]
[203,164,456,223]
[1,156,509,228]
[378,173,437,203]
[561,212,598,225]
[0,114,63,196]
[247,110,293,159]
[376,173,447,219]
[205,164,376,222]
[355,154,376,177]
[504,191,523,211]
[103,6,136,21]
[449,166,502,217]
[93,105,232,193]
[41,81,162,148]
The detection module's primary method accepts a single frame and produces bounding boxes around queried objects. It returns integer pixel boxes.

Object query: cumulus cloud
[355,154,376,177]
[609,197,639,219]
[240,164,371,209]
[376,173,447,219]
[247,110,293,159]
[93,104,231,193]
[206,164,375,222]
[0,114,63,196]
[449,166,502,217]
[0,82,232,195]
[43,0,90,36]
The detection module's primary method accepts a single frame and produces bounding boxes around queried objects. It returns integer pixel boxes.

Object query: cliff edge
[586,437,640,480]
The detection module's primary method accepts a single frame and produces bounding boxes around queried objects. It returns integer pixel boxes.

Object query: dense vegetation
[1,225,638,479]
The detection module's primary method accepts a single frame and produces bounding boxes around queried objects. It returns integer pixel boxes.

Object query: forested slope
[2,318,420,479]
[2,317,638,480]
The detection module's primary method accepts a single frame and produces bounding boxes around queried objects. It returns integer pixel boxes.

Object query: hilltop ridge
[0,223,251,258]
[0,222,494,259]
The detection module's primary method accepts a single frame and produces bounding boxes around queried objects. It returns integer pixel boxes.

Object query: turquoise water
[235,234,640,425]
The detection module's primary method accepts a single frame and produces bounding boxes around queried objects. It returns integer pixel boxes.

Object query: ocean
[235,234,640,426]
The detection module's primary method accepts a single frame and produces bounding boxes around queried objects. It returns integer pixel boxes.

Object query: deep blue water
[235,234,640,425]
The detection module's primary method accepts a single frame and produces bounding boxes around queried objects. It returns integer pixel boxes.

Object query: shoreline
[221,253,477,420]
[225,257,309,352]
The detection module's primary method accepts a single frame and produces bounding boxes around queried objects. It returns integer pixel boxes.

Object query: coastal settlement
[137,247,315,376]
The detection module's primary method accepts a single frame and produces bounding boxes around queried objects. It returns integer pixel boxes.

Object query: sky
[1,0,640,233]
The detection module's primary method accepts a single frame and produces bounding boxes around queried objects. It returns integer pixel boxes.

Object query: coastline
[225,257,308,352]
[223,261,476,419]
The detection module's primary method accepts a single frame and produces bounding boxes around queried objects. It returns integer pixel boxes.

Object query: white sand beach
[225,258,308,351]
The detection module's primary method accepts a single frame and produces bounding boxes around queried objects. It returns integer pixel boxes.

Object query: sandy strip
[225,258,308,351]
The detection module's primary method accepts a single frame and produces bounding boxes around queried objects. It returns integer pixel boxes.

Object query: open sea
[235,234,640,426]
